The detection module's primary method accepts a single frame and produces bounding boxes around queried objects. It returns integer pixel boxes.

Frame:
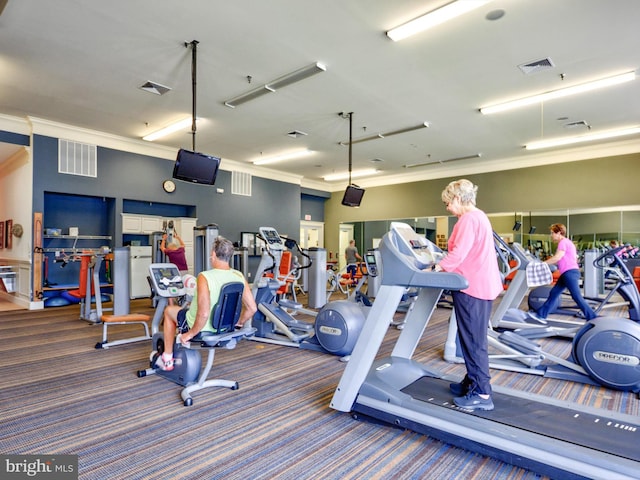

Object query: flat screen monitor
[173,148,221,185]
[341,184,365,207]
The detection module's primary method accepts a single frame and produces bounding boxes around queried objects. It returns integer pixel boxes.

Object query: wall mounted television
[341,184,365,207]
[173,148,221,185]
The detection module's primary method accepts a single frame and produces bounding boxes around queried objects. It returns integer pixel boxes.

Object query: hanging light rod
[403,153,482,168]
[525,125,640,150]
[339,122,429,146]
[387,0,493,42]
[252,149,314,166]
[323,169,380,182]
[143,117,198,142]
[224,62,326,108]
[480,71,636,115]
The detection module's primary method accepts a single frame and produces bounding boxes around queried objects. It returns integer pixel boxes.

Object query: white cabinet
[121,214,167,234]
[122,215,142,233]
[141,216,162,234]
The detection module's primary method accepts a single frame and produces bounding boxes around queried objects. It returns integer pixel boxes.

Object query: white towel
[525,262,552,287]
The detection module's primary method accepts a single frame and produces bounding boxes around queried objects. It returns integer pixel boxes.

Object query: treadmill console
[259,227,284,251]
[149,263,186,297]
[390,222,443,269]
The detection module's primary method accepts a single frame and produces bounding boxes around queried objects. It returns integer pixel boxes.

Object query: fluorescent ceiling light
[340,122,429,145]
[403,153,481,168]
[323,169,380,182]
[224,85,274,108]
[525,126,640,150]
[480,71,636,115]
[224,62,326,108]
[267,62,326,89]
[253,149,314,166]
[142,117,195,141]
[387,1,492,42]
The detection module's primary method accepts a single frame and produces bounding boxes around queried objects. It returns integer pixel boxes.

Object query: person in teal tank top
[157,236,257,371]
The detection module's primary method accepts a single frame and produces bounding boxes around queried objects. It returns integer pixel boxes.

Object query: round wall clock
[163,179,176,193]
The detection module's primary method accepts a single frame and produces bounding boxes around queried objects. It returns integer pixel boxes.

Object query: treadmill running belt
[401,376,640,462]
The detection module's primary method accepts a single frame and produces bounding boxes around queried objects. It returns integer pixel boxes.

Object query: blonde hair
[441,179,478,206]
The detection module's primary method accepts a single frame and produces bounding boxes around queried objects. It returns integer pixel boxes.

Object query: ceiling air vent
[287,130,308,138]
[139,81,172,95]
[518,57,555,75]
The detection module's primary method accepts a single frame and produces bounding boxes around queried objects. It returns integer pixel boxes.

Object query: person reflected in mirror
[344,239,362,278]
[529,223,597,322]
[432,179,503,411]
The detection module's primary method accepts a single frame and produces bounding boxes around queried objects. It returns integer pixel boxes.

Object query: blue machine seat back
[193,281,244,340]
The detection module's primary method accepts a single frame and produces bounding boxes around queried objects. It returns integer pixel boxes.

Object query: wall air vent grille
[518,57,555,75]
[58,139,97,177]
[231,171,252,196]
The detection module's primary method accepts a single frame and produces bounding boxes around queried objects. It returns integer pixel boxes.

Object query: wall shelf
[43,235,112,253]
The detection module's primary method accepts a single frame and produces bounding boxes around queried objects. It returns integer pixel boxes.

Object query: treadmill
[330,222,640,480]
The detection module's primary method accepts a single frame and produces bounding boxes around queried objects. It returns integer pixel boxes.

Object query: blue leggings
[537,269,596,320]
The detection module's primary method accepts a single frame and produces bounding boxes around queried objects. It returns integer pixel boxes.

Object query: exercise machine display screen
[390,222,442,269]
[365,252,378,276]
[259,227,284,250]
[149,263,185,297]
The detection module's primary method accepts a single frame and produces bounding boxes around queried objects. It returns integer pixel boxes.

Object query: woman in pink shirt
[532,223,596,321]
[433,179,503,411]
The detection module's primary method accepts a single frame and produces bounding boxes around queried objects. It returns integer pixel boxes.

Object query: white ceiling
[1,0,639,190]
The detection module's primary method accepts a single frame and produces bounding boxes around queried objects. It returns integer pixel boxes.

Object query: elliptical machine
[527,244,640,322]
[251,226,366,359]
[444,236,640,394]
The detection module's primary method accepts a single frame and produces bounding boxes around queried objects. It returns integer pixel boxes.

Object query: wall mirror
[344,205,640,261]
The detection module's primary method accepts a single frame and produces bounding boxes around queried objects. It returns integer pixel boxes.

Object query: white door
[299,220,324,249]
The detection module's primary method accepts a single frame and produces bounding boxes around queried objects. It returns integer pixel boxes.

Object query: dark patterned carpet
[0,296,638,479]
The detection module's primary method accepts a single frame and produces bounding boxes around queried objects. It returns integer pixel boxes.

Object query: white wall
[0,145,34,307]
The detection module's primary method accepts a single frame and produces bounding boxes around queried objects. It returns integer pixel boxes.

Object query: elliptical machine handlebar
[493,231,520,275]
[593,244,634,278]
[283,237,313,271]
